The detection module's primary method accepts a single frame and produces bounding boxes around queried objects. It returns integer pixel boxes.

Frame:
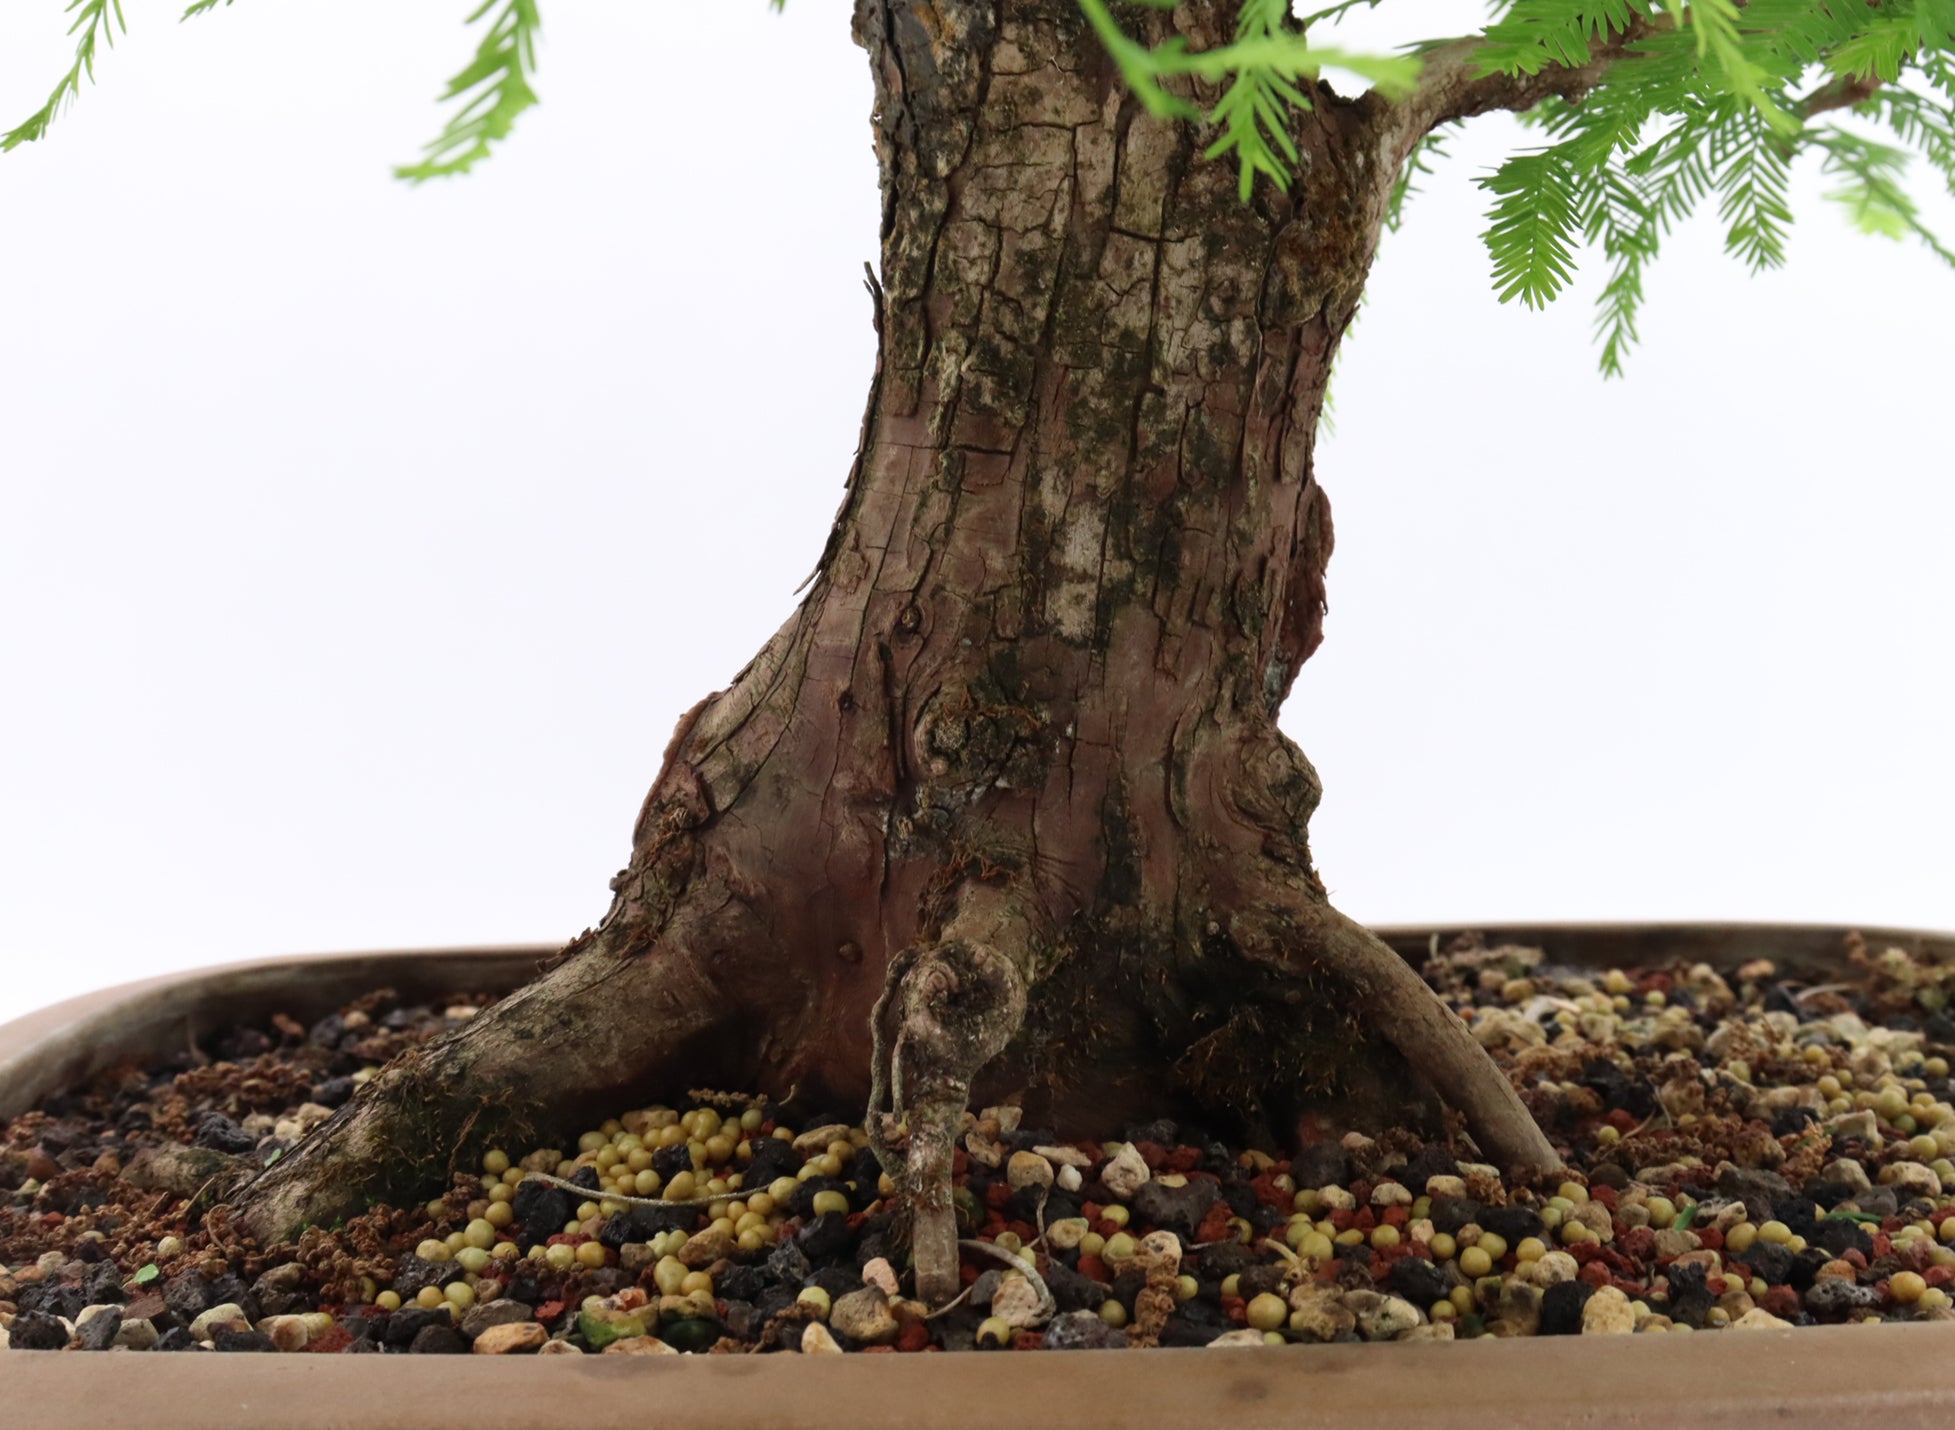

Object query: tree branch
[1373,23,1657,170]
[1796,70,1883,121]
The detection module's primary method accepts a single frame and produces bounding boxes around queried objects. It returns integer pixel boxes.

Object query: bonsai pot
[4,925,1955,1428]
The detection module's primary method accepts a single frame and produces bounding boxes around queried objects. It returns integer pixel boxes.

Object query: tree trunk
[235,0,1558,1280]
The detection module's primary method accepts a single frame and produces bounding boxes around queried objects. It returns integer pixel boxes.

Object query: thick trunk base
[233,0,1563,1267]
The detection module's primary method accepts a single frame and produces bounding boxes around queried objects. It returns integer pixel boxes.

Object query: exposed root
[1228,881,1561,1175]
[876,885,1032,1306]
[517,1171,724,1211]
[959,1237,1056,1322]
[230,928,727,1243]
[1315,907,1560,1173]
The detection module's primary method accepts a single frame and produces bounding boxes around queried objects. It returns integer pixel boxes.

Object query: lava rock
[76,1308,123,1351]
[249,1263,311,1319]
[1665,1262,1717,1325]
[1717,1167,1794,1222]
[845,1147,885,1199]
[194,1112,258,1155]
[623,1203,696,1241]
[854,1231,892,1272]
[1161,1299,1234,1347]
[409,1324,470,1355]
[1237,1265,1287,1300]
[211,1325,276,1352]
[461,1300,535,1339]
[1741,1241,1796,1285]
[717,1264,772,1303]
[1043,1310,1128,1350]
[203,1274,257,1324]
[1132,1179,1221,1240]
[510,1178,572,1238]
[1539,1280,1593,1336]
[1429,1198,1484,1236]
[1812,1219,1875,1259]
[649,1144,696,1181]
[392,1255,467,1298]
[1788,1248,1833,1292]
[767,1240,813,1287]
[807,1266,861,1303]
[660,1317,721,1353]
[156,1327,198,1352]
[1290,1144,1349,1190]
[311,1076,355,1109]
[8,1311,73,1351]
[751,1287,800,1327]
[1246,1203,1285,1234]
[1387,1257,1452,1306]
[1402,1144,1459,1187]
[1045,1261,1109,1314]
[1852,1187,1900,1218]
[1196,1242,1252,1283]
[796,1212,853,1264]
[788,1176,852,1220]
[163,1270,219,1324]
[1805,1277,1879,1316]
[20,1280,88,1321]
[382,1306,452,1349]
[308,1013,347,1047]
[1478,1205,1546,1244]
[744,1135,801,1189]
[1804,1179,1858,1209]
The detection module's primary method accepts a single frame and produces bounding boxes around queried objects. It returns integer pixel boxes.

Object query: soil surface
[5,931,1955,1355]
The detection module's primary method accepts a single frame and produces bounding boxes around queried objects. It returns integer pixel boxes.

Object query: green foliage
[2,0,125,152]
[1469,0,1955,371]
[396,0,542,183]
[1476,0,1648,76]
[1479,149,1582,306]
[1076,0,1420,199]
[5,0,1951,380]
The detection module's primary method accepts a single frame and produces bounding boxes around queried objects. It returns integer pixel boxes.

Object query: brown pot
[4,925,1955,1427]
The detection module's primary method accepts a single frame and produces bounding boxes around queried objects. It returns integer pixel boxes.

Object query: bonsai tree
[11,0,1952,1304]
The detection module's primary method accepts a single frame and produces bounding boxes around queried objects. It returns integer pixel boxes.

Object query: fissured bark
[236,0,1555,1247]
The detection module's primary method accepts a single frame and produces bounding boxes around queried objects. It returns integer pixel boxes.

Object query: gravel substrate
[5,932,1955,1354]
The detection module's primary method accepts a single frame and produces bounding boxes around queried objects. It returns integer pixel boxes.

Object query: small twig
[185,1017,210,1069]
[687,1088,775,1112]
[448,1105,484,1182]
[1795,983,1854,1004]
[1261,1238,1301,1268]
[520,1170,724,1211]
[923,1282,977,1320]
[958,1238,1057,1323]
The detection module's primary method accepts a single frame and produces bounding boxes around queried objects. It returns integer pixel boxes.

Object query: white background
[2,2,1951,1024]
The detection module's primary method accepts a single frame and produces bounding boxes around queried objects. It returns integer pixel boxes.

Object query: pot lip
[6,918,1951,1052]
[5,922,1955,1419]
[0,942,556,1050]
[0,1319,1952,1427]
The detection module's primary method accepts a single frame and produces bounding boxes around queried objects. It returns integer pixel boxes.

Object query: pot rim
[0,1313,1950,1427]
[4,924,1954,1425]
